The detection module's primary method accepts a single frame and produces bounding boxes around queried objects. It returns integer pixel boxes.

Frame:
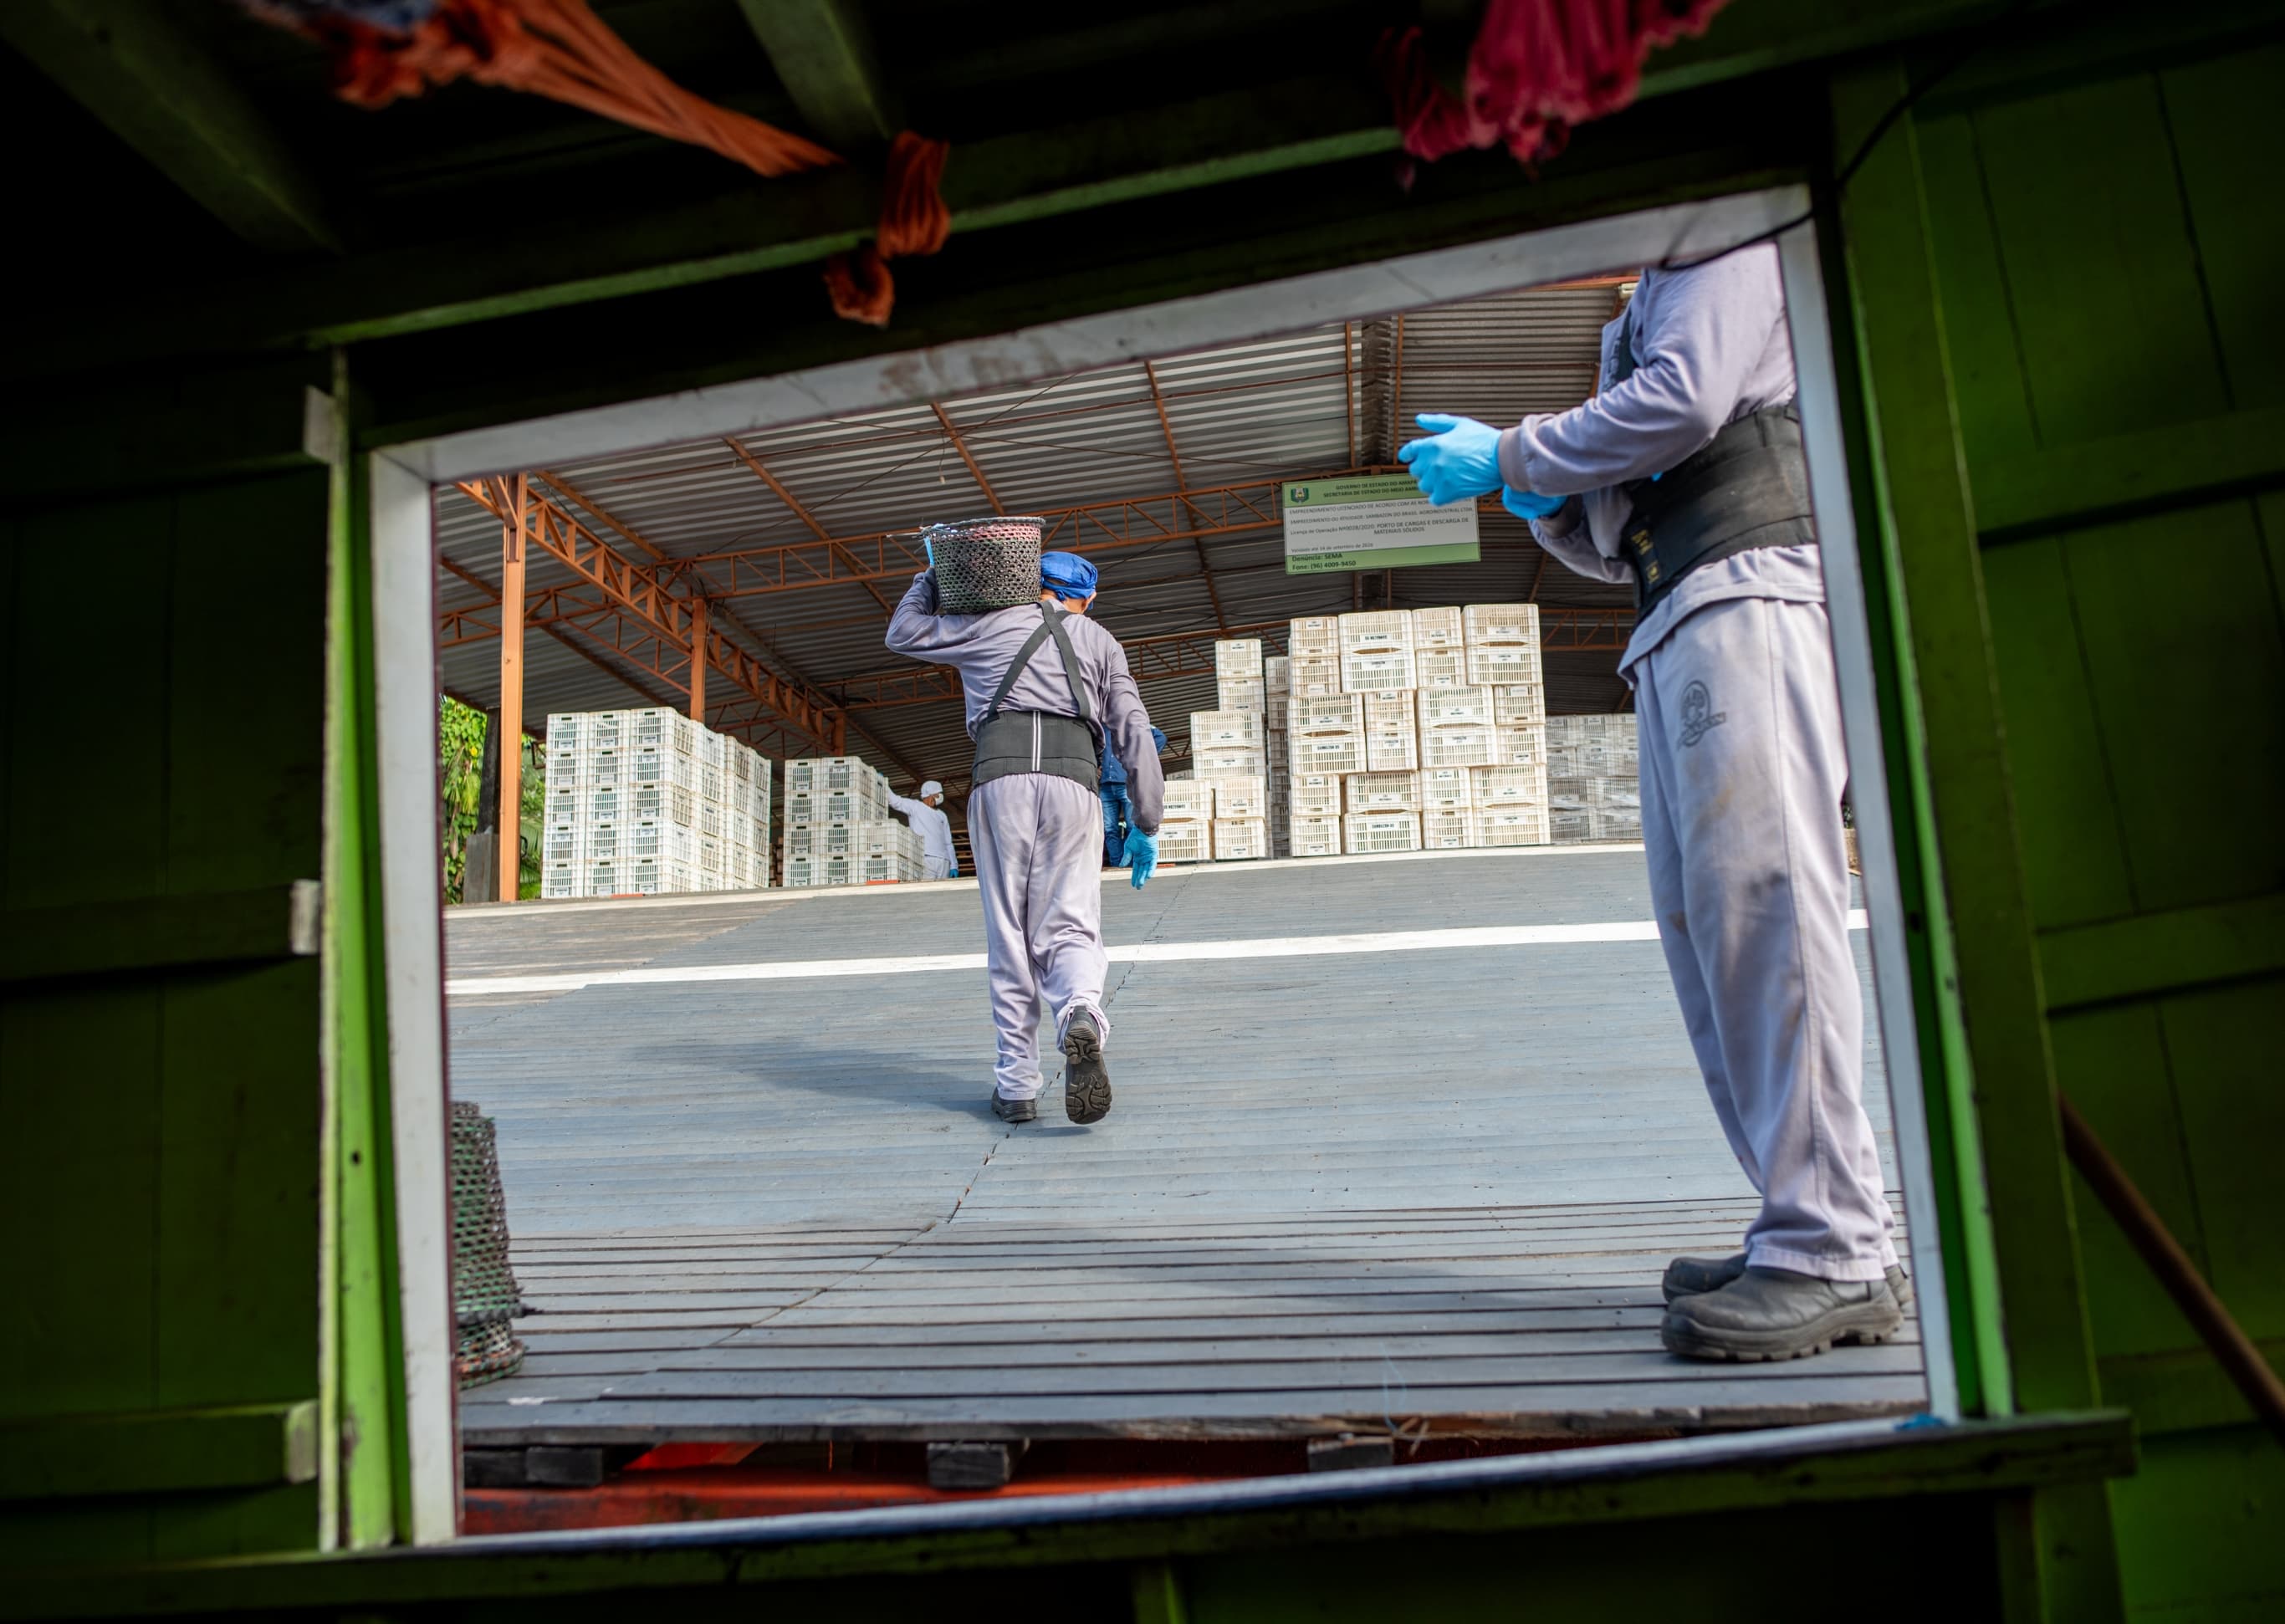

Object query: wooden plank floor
[447,847,1923,1444]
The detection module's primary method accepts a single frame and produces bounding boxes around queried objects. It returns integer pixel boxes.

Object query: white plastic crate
[1204,774,1268,817]
[1289,773,1342,818]
[785,755,885,799]
[694,728,727,772]
[1287,615,1340,657]
[1414,648,1469,689]
[627,779,696,827]
[1287,692,1364,734]
[1343,811,1421,854]
[546,710,628,753]
[1411,606,1465,650]
[696,799,723,840]
[1419,726,1498,770]
[1421,808,1474,850]
[1341,647,1417,692]
[1473,762,1550,808]
[1463,603,1541,646]
[861,853,919,884]
[1264,656,1291,694]
[543,821,585,867]
[1466,642,1545,687]
[699,833,723,876]
[1418,686,1495,728]
[628,747,698,793]
[629,708,700,757]
[1549,774,1641,810]
[1291,733,1364,774]
[585,855,628,896]
[1161,779,1215,820]
[1490,725,1547,769]
[629,818,700,866]
[584,820,625,862]
[1338,610,1413,652]
[1214,638,1265,680]
[540,859,580,901]
[1158,820,1210,865]
[1190,709,1266,750]
[1492,683,1546,728]
[1364,723,1417,773]
[626,855,701,894]
[1289,815,1342,857]
[785,789,887,826]
[1212,818,1269,861]
[1216,677,1266,712]
[1479,806,1551,846]
[1194,746,1267,777]
[1288,654,1343,697]
[726,745,754,786]
[1419,766,1475,809]
[1346,770,1420,813]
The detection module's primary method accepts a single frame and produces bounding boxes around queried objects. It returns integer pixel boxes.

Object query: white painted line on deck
[448,911,1869,997]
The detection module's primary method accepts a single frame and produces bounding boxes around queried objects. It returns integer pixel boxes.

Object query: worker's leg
[968,778,1045,1101]
[1102,784,1129,867]
[923,856,951,881]
[1633,595,1895,1280]
[1027,776,1112,1050]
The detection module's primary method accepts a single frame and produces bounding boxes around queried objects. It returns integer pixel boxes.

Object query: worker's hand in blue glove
[1502,487,1566,521]
[1127,830,1159,890]
[1398,413,1503,506]
[948,862,959,879]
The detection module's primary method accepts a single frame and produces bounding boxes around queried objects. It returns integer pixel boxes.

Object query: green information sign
[1282,473,1482,575]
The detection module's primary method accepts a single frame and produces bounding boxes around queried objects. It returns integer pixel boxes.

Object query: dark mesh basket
[450,1100,530,1388]
[926,515,1043,614]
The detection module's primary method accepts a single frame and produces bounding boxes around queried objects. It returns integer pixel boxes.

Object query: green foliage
[438,697,546,903]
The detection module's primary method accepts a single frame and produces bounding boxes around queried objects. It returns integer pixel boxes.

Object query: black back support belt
[1620,403,1816,610]
[972,601,1102,791]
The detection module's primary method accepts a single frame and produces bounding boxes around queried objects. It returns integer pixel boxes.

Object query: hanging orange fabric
[247,0,948,322]
[822,133,953,328]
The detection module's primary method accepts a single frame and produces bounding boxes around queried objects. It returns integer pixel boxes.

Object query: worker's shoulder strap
[982,602,1091,725]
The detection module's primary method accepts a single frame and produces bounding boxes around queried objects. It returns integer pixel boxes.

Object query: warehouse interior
[4,1,2277,1616]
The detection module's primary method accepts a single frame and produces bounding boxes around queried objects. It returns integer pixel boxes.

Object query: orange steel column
[688,597,709,723]
[497,473,529,902]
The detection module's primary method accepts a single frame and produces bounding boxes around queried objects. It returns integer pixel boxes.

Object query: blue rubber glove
[1397,413,1504,506]
[1502,487,1566,521]
[1127,830,1159,890]
[948,861,958,879]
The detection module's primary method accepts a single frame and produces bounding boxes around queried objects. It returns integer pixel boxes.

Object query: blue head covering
[1040,551,1099,598]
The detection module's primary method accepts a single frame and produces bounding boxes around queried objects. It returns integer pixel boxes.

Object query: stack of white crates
[540,708,772,899]
[780,756,928,886]
[1280,605,1552,858]
[1263,654,1291,855]
[1156,777,1214,866]
[1546,714,1642,844]
[1187,636,1273,863]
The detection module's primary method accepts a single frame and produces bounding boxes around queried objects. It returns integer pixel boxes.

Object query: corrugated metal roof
[435,278,1639,786]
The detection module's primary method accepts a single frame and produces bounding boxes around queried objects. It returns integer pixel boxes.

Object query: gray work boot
[990,1093,1037,1123]
[1664,1254,1916,1313]
[1061,1010,1112,1125]
[1660,1266,1904,1361]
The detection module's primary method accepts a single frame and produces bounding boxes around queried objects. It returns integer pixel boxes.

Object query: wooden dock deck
[445,846,1923,1445]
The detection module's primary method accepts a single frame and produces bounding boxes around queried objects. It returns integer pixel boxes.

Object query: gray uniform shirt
[885,572,1165,833]
[1494,243,1823,673]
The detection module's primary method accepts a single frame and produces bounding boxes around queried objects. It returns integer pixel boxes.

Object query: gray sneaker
[990,1093,1037,1123]
[1061,1011,1112,1125]
[1664,1254,1915,1312]
[1660,1266,1904,1361]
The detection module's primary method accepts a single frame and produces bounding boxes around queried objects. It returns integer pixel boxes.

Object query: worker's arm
[883,789,924,818]
[1497,251,1785,496]
[1526,496,1634,586]
[1099,646,1163,834]
[883,569,958,656]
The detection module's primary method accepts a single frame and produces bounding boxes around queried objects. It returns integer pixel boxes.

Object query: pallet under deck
[446,845,1923,1447]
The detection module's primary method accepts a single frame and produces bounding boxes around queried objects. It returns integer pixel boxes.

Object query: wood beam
[931,402,1002,512]
[734,0,900,144]
[1,0,340,254]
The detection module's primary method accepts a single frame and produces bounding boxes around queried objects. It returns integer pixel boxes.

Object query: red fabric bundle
[1384,0,1733,166]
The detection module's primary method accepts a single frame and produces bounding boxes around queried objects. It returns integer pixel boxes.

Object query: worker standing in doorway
[885,550,1164,1126]
[886,779,958,881]
[1400,243,1908,1362]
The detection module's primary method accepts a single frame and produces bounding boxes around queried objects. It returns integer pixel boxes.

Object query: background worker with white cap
[884,548,1163,1126]
[885,779,958,881]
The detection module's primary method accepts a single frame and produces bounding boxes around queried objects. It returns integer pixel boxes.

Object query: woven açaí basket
[924,514,1044,614]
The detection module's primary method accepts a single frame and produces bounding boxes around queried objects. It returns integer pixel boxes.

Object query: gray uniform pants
[1634,595,1898,1280]
[923,856,952,881]
[969,774,1111,1101]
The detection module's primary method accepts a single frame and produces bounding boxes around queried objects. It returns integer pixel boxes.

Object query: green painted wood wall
[0,468,330,1560]
[1913,31,2285,1621]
